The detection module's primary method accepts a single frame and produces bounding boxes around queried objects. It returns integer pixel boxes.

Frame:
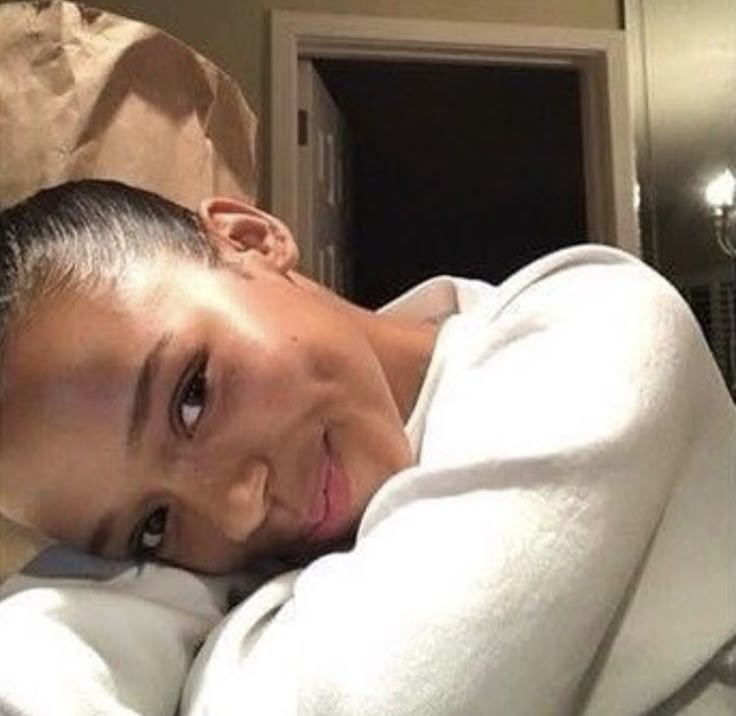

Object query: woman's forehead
[1,297,138,436]
[1,283,160,448]
[4,258,208,370]
[4,290,145,385]
[0,288,156,529]
[0,259,244,455]
[0,258,239,410]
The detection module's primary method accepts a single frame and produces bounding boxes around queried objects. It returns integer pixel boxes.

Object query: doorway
[312,58,586,307]
[271,12,637,304]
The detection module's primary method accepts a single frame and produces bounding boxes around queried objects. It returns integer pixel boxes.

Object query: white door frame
[271,11,639,255]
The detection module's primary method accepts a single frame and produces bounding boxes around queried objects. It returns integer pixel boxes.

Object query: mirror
[626,0,735,395]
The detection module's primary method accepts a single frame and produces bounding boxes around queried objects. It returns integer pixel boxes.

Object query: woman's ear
[198,197,299,273]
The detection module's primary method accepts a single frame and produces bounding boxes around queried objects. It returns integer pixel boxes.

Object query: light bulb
[705,169,735,209]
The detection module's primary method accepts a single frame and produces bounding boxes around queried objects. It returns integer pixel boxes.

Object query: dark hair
[0,179,218,354]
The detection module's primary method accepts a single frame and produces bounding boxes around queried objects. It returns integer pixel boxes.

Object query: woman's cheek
[215,343,295,438]
[173,520,245,573]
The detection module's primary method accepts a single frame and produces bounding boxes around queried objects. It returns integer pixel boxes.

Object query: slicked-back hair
[0,179,219,357]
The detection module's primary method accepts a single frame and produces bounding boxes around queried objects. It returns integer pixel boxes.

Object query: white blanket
[0,561,226,716]
[0,247,734,715]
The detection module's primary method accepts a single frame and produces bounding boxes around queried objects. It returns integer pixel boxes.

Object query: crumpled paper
[0,0,258,210]
[0,0,259,579]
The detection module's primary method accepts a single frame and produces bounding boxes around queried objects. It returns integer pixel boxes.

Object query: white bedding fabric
[0,564,216,716]
[0,246,734,715]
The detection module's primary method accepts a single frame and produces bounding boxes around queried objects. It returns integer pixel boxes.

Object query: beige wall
[79,0,621,205]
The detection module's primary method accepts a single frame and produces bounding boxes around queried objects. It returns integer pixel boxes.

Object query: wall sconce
[705,169,735,257]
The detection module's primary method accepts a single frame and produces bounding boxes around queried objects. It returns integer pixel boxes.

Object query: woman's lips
[305,445,330,532]
[304,434,351,543]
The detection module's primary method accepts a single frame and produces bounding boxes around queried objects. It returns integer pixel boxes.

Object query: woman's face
[0,248,412,573]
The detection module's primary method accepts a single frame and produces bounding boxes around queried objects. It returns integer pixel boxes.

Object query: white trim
[624,0,658,266]
[271,11,639,255]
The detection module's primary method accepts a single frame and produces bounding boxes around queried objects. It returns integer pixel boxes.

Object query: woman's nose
[189,459,269,543]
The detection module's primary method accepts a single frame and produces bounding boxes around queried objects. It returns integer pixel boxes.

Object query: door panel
[297,59,351,295]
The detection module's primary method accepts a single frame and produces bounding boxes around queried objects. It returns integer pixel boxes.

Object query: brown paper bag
[0,0,258,210]
[0,0,259,579]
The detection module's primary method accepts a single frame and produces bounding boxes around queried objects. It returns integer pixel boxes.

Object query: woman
[1,179,733,714]
[0,179,438,573]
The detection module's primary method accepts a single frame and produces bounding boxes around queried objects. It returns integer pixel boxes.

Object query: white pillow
[0,553,266,716]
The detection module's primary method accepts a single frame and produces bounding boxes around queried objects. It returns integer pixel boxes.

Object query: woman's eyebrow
[127,332,174,451]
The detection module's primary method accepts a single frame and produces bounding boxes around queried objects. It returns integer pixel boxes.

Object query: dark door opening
[313,59,587,308]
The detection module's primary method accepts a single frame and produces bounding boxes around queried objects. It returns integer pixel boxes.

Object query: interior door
[297,59,351,295]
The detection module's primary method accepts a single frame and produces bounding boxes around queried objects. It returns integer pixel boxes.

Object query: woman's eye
[178,359,208,435]
[134,506,168,558]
